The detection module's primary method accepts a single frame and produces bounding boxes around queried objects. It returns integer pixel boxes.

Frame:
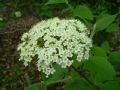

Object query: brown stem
[47,76,72,86]
[47,76,72,90]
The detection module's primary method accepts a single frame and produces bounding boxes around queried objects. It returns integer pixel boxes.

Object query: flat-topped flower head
[18,17,92,77]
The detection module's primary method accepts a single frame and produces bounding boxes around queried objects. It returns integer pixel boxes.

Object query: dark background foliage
[0,0,120,90]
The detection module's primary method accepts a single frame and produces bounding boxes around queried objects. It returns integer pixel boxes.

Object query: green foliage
[46,65,67,82]
[109,51,120,64]
[84,56,116,82]
[1,0,120,90]
[45,0,65,5]
[25,82,47,90]
[0,1,5,8]
[36,5,53,18]
[0,19,6,28]
[73,5,93,20]
[90,46,107,58]
[101,41,110,52]
[95,14,117,31]
[106,23,119,32]
[65,71,93,90]
[102,80,120,90]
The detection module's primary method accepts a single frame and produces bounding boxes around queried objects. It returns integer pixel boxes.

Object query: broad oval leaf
[90,46,107,58]
[73,5,93,20]
[84,56,116,82]
[95,14,117,31]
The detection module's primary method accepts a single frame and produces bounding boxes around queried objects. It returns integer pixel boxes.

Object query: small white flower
[15,11,22,17]
[0,17,3,21]
[18,17,92,77]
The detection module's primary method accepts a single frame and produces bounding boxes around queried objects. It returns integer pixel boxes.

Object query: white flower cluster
[18,17,92,77]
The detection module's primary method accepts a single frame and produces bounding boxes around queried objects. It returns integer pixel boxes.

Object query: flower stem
[90,24,96,39]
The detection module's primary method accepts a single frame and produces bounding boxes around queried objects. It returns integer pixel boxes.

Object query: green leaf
[84,56,116,82]
[117,0,120,2]
[102,80,120,90]
[106,23,119,32]
[101,41,109,52]
[72,60,81,68]
[25,82,47,90]
[65,71,93,90]
[95,14,117,31]
[109,51,120,64]
[73,5,93,20]
[45,0,65,5]
[65,78,93,90]
[72,54,82,68]
[46,65,67,83]
[90,46,107,58]
[36,5,53,18]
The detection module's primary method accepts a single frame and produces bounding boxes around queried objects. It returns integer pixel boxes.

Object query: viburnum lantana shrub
[18,17,92,77]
